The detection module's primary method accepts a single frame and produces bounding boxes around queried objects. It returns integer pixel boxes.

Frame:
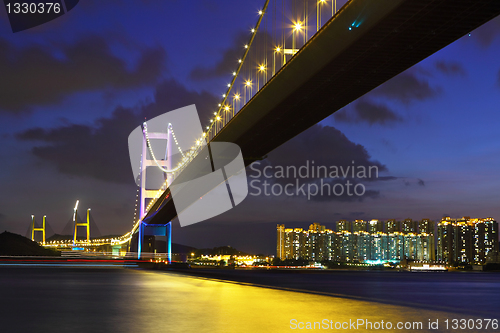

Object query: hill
[0,231,60,256]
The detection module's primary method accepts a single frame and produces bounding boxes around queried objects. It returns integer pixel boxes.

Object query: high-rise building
[336,220,350,232]
[277,216,495,264]
[417,233,435,261]
[437,217,455,263]
[455,219,473,263]
[370,232,383,259]
[368,220,383,233]
[277,224,285,260]
[307,223,329,262]
[352,220,367,233]
[284,228,307,260]
[309,223,326,232]
[473,217,499,263]
[401,218,418,234]
[385,219,400,233]
[278,222,436,263]
[419,219,434,235]
[437,217,498,264]
[353,231,371,261]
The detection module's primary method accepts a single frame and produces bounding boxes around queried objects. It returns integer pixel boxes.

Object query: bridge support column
[31,215,46,244]
[73,207,90,246]
[137,221,171,262]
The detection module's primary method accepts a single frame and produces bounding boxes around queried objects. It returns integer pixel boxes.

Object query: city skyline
[277,216,498,264]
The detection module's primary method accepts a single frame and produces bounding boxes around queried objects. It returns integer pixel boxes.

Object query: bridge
[36,0,500,259]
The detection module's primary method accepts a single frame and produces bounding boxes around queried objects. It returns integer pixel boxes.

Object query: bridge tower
[137,122,173,261]
[72,200,90,245]
[31,215,46,244]
[139,123,173,219]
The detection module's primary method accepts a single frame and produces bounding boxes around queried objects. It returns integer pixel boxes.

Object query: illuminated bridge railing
[205,0,348,142]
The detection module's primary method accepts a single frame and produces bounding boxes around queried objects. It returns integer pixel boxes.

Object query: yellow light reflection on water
[111,271,482,333]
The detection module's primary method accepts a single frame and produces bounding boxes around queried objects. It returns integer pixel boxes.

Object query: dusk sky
[1,1,500,254]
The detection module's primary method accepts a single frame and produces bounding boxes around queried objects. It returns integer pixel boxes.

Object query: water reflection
[0,267,494,332]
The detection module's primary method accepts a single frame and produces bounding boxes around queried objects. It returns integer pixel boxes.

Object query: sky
[0,0,500,255]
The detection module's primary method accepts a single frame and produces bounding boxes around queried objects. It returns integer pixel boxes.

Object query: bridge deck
[143,0,500,226]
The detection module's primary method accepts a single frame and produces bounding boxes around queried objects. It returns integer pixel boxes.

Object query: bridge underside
[143,0,500,226]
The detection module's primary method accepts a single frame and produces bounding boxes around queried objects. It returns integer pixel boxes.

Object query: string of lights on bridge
[135,0,346,232]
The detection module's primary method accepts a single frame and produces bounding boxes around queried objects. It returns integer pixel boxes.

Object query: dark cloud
[435,61,466,77]
[17,79,218,183]
[249,124,391,202]
[378,176,397,181]
[190,27,278,82]
[372,72,441,104]
[190,32,250,80]
[332,70,440,126]
[334,99,403,126]
[469,15,500,48]
[401,178,425,187]
[265,124,387,176]
[0,36,166,112]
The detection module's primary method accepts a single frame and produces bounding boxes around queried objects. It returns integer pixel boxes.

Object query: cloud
[334,99,403,126]
[417,179,425,186]
[249,124,392,202]
[190,32,250,80]
[332,71,440,126]
[435,61,466,77]
[372,72,441,104]
[189,29,277,81]
[0,36,166,112]
[265,124,387,175]
[17,79,218,183]
[469,16,500,48]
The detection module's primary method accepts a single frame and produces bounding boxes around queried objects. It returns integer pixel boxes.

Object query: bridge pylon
[136,123,173,260]
[31,215,46,244]
[73,200,90,245]
[139,123,173,220]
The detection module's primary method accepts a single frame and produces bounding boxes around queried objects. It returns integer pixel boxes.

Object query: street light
[257,64,266,90]
[232,93,240,116]
[244,80,252,104]
[292,21,303,50]
[318,0,326,31]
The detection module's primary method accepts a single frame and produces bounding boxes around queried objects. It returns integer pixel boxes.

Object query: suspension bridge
[30,0,500,260]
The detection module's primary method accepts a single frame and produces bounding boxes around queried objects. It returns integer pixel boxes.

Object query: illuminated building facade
[385,219,400,233]
[437,217,498,264]
[401,218,418,234]
[276,219,436,262]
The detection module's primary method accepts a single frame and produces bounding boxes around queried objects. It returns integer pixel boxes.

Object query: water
[0,266,498,332]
